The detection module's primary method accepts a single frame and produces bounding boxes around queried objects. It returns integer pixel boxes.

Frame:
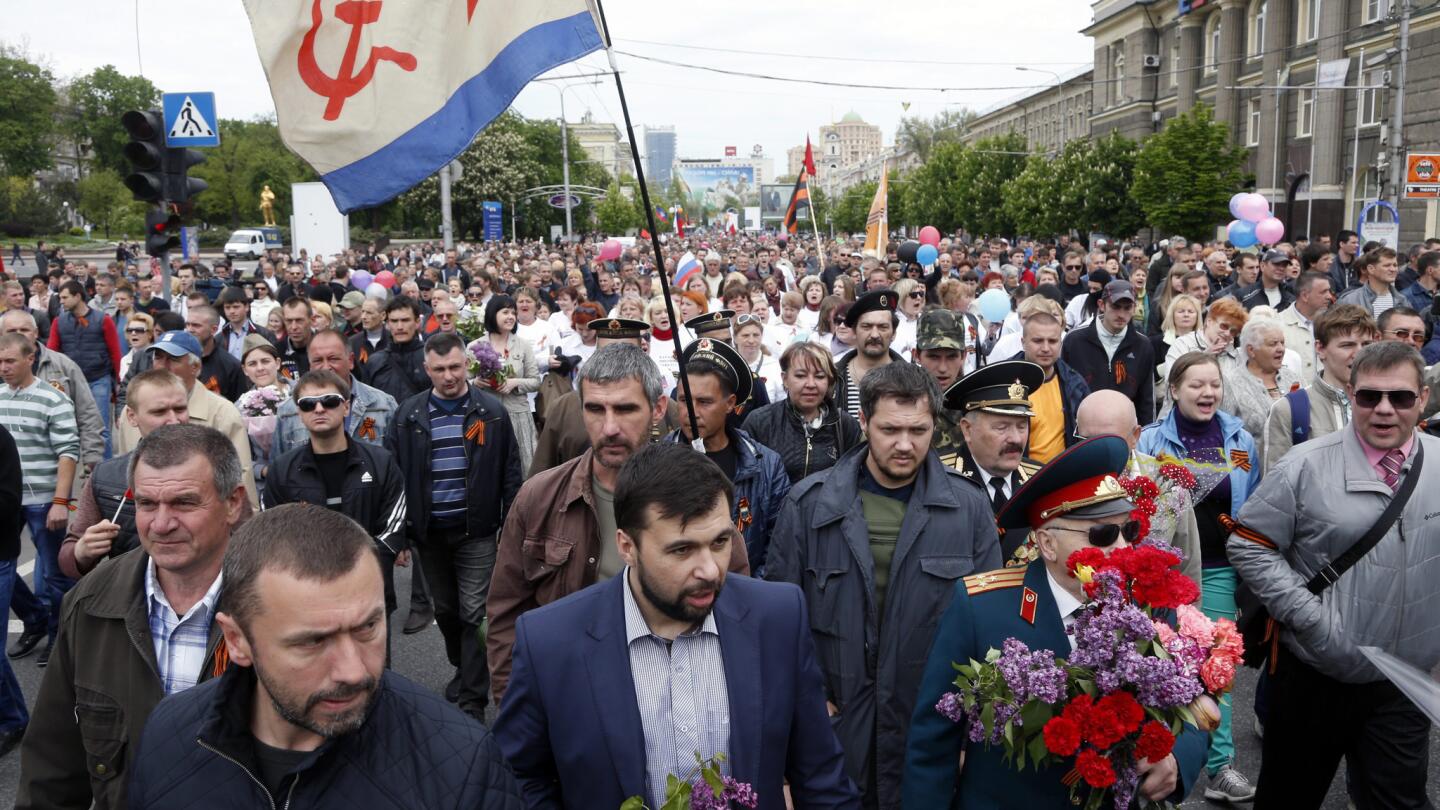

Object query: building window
[1112,44,1126,105]
[1361,67,1385,125]
[1251,0,1267,57]
[1297,88,1314,137]
[1169,35,1181,87]
[1205,15,1222,74]
[1298,0,1321,42]
[1351,166,1377,223]
[1365,0,1389,23]
[1247,97,1262,146]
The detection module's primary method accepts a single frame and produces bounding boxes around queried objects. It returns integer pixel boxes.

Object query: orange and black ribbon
[736,497,753,534]
[1229,449,1251,472]
[464,420,486,447]
[357,416,377,441]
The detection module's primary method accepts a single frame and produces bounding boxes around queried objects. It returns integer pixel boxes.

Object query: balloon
[350,269,373,291]
[977,288,1011,324]
[599,239,623,262]
[1254,216,1285,245]
[1237,193,1270,223]
[897,240,920,263]
[918,225,941,246]
[916,244,939,266]
[374,270,397,289]
[1227,219,1258,248]
[1229,192,1249,220]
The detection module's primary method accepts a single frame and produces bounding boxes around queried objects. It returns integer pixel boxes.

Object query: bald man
[1075,390,1202,594]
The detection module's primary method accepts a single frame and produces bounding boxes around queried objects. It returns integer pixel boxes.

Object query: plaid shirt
[145,560,222,695]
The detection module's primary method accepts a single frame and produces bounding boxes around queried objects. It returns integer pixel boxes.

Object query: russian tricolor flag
[673,252,701,289]
[243,0,604,213]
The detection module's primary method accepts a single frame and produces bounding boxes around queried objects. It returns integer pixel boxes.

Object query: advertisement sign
[1358,200,1401,248]
[1404,153,1440,199]
[675,165,757,217]
[759,184,789,222]
[481,201,503,241]
[724,146,737,157]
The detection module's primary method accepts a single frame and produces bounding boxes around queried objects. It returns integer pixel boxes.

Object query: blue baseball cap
[148,330,203,359]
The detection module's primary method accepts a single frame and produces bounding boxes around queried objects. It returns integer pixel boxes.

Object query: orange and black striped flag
[782,169,810,234]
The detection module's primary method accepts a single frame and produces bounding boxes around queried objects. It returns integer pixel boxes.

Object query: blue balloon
[977,288,1011,323]
[916,244,939,266]
[1228,219,1258,248]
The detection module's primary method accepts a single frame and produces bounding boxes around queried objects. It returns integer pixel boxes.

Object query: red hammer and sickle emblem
[298,0,418,121]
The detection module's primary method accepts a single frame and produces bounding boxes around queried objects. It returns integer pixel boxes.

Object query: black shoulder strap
[1305,443,1423,594]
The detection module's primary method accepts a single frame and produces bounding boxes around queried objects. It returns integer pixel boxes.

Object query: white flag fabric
[242,0,604,212]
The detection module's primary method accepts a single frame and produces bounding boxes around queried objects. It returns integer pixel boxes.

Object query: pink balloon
[599,239,623,261]
[1237,193,1271,224]
[374,270,396,289]
[1254,216,1285,244]
[918,226,941,246]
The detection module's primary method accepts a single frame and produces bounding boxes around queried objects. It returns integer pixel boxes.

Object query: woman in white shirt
[734,313,784,403]
[796,276,826,331]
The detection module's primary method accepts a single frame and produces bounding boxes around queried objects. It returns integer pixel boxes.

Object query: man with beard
[125,503,523,809]
[834,289,905,420]
[494,443,858,809]
[767,362,1001,808]
[487,344,749,705]
[16,425,245,810]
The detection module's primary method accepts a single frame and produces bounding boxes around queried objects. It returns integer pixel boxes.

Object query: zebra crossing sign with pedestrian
[162,92,220,147]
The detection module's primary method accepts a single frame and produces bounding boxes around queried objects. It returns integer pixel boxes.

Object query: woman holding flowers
[474,295,540,475]
[1136,352,1261,804]
[238,335,290,482]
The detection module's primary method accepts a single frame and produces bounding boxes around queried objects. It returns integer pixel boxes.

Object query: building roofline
[971,65,1094,121]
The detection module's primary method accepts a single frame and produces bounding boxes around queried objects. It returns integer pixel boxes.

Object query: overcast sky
[8,0,1094,170]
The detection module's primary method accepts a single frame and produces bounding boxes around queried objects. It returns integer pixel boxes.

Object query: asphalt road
[0,544,1433,807]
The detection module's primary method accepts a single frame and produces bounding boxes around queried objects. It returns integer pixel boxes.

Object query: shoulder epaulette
[963,567,1028,596]
[1017,458,1042,481]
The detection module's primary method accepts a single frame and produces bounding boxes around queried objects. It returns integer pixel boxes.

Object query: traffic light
[164,146,208,208]
[145,207,181,258]
[121,110,166,203]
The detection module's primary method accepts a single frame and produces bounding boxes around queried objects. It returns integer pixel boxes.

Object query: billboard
[760,184,789,222]
[675,164,757,219]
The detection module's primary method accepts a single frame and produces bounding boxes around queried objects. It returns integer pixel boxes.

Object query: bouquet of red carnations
[938,538,1242,809]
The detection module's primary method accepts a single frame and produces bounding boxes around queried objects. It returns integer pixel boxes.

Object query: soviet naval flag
[242,0,604,212]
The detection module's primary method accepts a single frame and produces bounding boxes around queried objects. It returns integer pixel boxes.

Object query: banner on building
[674,165,757,218]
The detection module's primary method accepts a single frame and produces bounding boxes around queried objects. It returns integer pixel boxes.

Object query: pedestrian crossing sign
[163,92,220,147]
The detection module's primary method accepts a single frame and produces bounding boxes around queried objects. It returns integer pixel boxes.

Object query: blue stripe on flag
[321,10,603,212]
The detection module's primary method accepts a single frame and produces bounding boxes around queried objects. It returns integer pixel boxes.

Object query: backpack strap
[1286,388,1311,445]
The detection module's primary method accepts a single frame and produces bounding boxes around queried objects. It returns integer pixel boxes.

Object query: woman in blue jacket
[1137,350,1262,804]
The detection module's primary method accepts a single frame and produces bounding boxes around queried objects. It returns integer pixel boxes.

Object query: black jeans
[420,525,496,721]
[1256,644,1433,810]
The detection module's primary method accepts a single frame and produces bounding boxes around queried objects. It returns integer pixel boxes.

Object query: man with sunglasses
[1229,341,1440,809]
[1057,251,1088,303]
[906,436,1207,808]
[263,369,408,634]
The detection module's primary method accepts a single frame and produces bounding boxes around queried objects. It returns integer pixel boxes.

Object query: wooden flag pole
[592,0,700,444]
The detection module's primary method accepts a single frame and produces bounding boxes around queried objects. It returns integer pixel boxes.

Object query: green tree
[1132,103,1248,241]
[951,132,1028,237]
[63,65,160,176]
[1004,153,1062,237]
[905,141,968,232]
[0,176,64,237]
[593,180,642,235]
[190,118,316,228]
[897,109,975,164]
[1077,132,1146,239]
[831,180,878,233]
[0,54,58,175]
[76,168,142,238]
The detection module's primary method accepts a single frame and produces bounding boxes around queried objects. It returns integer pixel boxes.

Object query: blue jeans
[22,504,75,642]
[0,559,35,733]
[89,375,113,460]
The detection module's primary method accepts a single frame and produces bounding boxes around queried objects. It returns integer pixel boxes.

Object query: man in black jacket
[126,504,523,810]
[1061,280,1155,424]
[364,296,429,403]
[384,332,522,722]
[263,369,407,622]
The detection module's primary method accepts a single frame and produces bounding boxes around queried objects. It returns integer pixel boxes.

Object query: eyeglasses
[125,327,149,335]
[1384,328,1426,345]
[1353,388,1419,410]
[1048,520,1142,548]
[908,291,926,300]
[296,393,348,412]
[1064,264,1084,271]
[735,313,764,327]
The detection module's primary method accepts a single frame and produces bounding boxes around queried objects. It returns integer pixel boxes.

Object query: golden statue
[259,185,277,227]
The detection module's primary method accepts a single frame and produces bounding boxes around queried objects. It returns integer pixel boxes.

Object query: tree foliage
[1132,103,1248,241]
[896,109,976,164]
[63,65,160,176]
[77,168,145,238]
[831,180,878,234]
[189,118,316,228]
[0,176,65,237]
[1004,133,1145,239]
[593,180,642,235]
[0,54,58,176]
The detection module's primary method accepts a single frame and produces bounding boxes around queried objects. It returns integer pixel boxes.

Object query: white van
[224,227,283,260]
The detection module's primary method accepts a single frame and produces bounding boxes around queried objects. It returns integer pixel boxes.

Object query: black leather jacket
[741,399,863,484]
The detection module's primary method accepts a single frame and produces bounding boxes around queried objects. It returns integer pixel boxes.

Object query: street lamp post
[1016,66,1065,151]
[535,78,601,243]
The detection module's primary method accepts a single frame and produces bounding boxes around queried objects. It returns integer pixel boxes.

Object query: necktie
[990,475,1009,513]
[1380,448,1405,491]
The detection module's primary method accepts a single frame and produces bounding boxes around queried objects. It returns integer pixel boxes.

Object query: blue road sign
[482,202,503,241]
[163,92,220,147]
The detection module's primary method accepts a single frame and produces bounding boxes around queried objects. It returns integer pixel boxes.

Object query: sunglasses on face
[126,327,149,335]
[1353,388,1419,409]
[1065,264,1084,271]
[296,393,348,412]
[1049,519,1142,548]
[1384,329,1425,344]
[908,291,926,300]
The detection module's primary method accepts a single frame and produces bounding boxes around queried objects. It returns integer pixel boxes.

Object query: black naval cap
[685,309,735,337]
[592,317,651,340]
[679,336,752,405]
[995,435,1134,532]
[942,359,1045,417]
[843,288,899,328]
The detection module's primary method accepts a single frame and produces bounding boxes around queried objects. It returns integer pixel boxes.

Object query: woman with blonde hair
[1161,296,1248,416]
[831,274,857,302]
[1153,293,1204,385]
[740,341,862,483]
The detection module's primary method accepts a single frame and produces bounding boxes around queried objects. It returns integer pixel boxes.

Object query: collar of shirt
[622,567,718,645]
[1045,567,1085,648]
[1312,373,1351,423]
[145,558,223,627]
[1357,427,1416,477]
[972,458,1012,498]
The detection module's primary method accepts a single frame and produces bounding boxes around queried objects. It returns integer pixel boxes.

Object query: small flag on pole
[864,166,888,258]
[782,170,811,235]
[674,251,701,288]
[803,136,817,178]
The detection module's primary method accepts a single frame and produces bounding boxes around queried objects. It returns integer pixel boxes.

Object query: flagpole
[592,0,700,444]
[806,181,824,277]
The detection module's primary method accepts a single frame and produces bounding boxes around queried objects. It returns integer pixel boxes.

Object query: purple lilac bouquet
[466,338,510,391]
[619,753,758,810]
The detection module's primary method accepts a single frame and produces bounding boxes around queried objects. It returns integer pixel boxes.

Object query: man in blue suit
[493,442,859,810]
[903,436,1208,808]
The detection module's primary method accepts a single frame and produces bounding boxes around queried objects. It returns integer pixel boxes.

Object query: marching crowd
[0,227,1436,809]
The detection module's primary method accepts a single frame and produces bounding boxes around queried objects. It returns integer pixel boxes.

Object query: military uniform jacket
[932,408,966,469]
[766,445,1002,808]
[955,445,1040,514]
[902,562,1208,808]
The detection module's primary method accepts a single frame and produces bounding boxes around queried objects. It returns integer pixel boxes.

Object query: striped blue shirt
[428,393,468,526]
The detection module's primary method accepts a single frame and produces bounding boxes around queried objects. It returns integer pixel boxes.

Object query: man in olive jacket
[765,362,1001,809]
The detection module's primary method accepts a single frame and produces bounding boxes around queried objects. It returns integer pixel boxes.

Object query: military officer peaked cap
[680,337,752,405]
[995,435,1133,531]
[942,360,1045,417]
[684,309,735,336]
[592,318,651,340]
[843,288,898,328]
